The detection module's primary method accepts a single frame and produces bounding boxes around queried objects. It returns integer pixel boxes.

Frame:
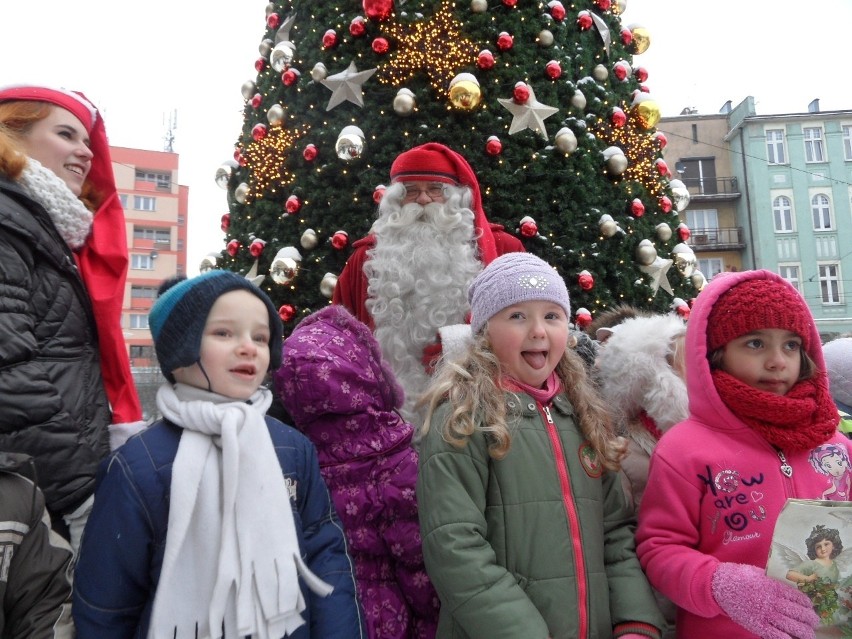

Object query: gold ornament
[592,64,609,82]
[570,90,587,110]
[311,62,328,82]
[655,222,672,242]
[336,126,365,160]
[691,270,707,291]
[554,127,578,154]
[300,228,319,250]
[599,214,618,238]
[320,272,338,299]
[672,243,697,278]
[393,88,416,115]
[538,30,554,47]
[635,239,657,266]
[448,73,482,110]
[470,0,488,12]
[266,104,285,127]
[613,0,627,15]
[270,246,302,285]
[633,98,661,129]
[630,25,651,54]
[603,146,628,175]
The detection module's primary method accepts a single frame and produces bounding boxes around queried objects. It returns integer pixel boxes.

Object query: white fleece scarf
[16,158,93,249]
[148,383,332,639]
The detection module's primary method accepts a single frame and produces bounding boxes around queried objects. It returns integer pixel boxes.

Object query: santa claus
[333,143,523,425]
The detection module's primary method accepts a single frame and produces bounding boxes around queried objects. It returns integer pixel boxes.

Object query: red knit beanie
[707,278,814,352]
[389,142,497,264]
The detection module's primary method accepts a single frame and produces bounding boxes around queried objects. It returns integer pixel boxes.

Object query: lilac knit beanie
[468,253,571,334]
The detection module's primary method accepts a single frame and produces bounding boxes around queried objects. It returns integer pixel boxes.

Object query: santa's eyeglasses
[401,182,446,201]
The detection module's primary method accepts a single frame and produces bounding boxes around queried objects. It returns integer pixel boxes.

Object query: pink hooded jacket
[635,269,849,638]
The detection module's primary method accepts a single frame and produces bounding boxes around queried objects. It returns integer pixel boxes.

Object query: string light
[243,124,310,201]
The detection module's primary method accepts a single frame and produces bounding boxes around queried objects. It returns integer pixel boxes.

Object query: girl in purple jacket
[274,305,439,639]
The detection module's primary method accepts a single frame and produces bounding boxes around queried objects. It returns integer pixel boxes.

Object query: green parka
[417,391,664,639]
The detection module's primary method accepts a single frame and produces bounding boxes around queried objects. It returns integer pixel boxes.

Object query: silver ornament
[335,126,365,161]
[311,62,328,82]
[635,239,657,266]
[300,228,319,250]
[241,80,258,101]
[668,178,691,212]
[471,0,488,12]
[269,246,302,285]
[270,41,296,72]
[554,127,578,154]
[214,160,237,190]
[267,104,285,126]
[691,270,707,291]
[259,38,274,58]
[538,29,554,47]
[593,64,609,82]
[320,272,338,299]
[199,252,219,273]
[264,2,276,17]
[672,243,697,278]
[599,214,618,238]
[234,182,250,204]
[570,90,587,110]
[655,222,672,242]
[393,88,416,116]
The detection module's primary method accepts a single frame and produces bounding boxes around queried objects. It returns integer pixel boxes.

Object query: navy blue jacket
[72,416,365,638]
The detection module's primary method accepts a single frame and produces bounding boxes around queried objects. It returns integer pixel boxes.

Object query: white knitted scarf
[16,159,93,249]
[148,383,332,639]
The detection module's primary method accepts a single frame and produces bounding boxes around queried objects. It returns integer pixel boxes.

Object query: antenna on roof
[163,109,177,152]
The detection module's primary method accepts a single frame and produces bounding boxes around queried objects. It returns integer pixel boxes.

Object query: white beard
[366,199,482,428]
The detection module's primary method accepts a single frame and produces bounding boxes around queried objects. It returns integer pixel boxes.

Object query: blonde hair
[420,330,627,469]
[0,100,99,208]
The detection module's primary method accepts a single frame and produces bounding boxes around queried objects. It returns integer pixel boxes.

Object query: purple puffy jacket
[274,305,439,639]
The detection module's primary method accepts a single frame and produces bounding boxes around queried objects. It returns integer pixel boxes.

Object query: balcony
[681,176,741,202]
[690,227,746,251]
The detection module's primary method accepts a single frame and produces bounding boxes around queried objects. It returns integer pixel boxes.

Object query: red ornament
[519,215,538,237]
[638,84,650,93]
[513,82,530,104]
[678,223,691,242]
[267,13,280,29]
[630,198,645,217]
[254,57,267,73]
[545,60,562,79]
[477,49,495,70]
[373,185,386,203]
[578,270,594,291]
[502,0,518,6]
[577,11,593,30]
[234,148,247,167]
[620,27,633,46]
[278,304,297,322]
[497,32,514,51]
[322,29,338,49]
[349,16,366,37]
[250,93,263,109]
[635,67,649,82]
[485,136,503,156]
[659,195,672,213]
[610,107,626,128]
[363,0,393,21]
[286,195,301,214]
[220,213,230,233]
[331,230,349,250]
[595,0,611,9]
[655,158,670,176]
[371,37,390,54]
[613,62,630,82]
[548,0,566,21]
[251,123,268,141]
[282,68,300,86]
[575,308,593,329]
[654,132,667,149]
[226,239,241,257]
[673,299,691,320]
[249,238,266,258]
[303,144,318,161]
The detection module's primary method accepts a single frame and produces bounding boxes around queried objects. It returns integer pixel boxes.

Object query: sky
[3,1,851,275]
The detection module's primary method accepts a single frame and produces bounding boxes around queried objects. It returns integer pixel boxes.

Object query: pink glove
[711,562,819,639]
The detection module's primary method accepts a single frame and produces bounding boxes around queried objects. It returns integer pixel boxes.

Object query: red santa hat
[0,85,142,423]
[390,142,497,264]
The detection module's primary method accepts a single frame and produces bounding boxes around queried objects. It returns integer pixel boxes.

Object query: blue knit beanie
[468,253,571,334]
[149,270,283,382]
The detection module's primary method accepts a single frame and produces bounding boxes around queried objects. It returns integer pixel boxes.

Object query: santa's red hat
[0,85,142,423]
[390,142,497,264]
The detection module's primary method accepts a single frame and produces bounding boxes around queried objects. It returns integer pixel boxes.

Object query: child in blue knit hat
[73,270,365,639]
[416,252,664,639]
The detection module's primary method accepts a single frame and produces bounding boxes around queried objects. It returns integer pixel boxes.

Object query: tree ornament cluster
[215,0,697,333]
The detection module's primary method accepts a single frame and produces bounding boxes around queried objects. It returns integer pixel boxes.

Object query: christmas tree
[213,0,699,334]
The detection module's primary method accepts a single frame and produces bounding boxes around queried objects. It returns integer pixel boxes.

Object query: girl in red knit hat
[636,269,849,638]
[0,85,143,554]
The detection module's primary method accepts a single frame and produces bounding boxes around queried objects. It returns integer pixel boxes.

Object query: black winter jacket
[0,175,111,518]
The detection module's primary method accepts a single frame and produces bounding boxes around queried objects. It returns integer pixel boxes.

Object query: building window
[819,264,841,304]
[844,125,852,161]
[131,285,158,299]
[136,170,171,190]
[677,158,717,195]
[804,127,825,163]
[130,314,150,329]
[772,196,794,232]
[130,345,155,359]
[133,226,171,243]
[131,254,155,270]
[119,194,128,208]
[697,258,723,279]
[134,196,156,211]
[812,194,832,230]
[766,129,786,164]
[177,216,185,226]
[779,265,801,291]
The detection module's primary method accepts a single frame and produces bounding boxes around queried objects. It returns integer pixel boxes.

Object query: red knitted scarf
[711,369,839,451]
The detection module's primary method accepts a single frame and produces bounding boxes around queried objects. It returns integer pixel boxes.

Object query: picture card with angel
[766,498,852,635]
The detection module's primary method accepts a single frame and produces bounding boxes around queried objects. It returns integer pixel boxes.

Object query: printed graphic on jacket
[809,444,852,501]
